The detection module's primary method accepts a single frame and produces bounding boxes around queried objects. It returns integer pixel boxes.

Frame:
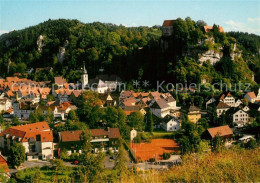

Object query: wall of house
[41,142,53,160]
[233,110,249,127]
[217,108,229,117]
[188,113,201,123]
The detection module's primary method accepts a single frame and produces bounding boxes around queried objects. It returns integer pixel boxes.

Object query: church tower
[81,63,88,89]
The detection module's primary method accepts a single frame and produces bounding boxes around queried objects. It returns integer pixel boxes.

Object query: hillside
[0,18,259,86]
[13,148,260,182]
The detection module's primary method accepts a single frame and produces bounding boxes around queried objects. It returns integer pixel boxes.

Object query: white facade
[81,65,88,89]
[222,95,235,107]
[206,97,216,109]
[242,106,250,112]
[234,99,242,107]
[0,98,12,112]
[233,110,249,127]
[162,118,180,132]
[217,108,229,117]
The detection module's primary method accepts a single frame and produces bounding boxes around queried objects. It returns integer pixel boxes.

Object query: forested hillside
[0,18,259,86]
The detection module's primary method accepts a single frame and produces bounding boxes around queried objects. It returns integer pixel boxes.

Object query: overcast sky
[1,0,260,35]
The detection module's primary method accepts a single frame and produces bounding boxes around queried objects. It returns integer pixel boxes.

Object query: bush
[162,152,171,160]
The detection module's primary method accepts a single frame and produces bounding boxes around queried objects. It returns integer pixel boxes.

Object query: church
[81,65,122,94]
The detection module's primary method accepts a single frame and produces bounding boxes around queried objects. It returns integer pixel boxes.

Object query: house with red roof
[0,153,10,180]
[244,91,257,103]
[162,20,176,37]
[0,122,54,161]
[206,125,233,140]
[204,25,224,33]
[58,128,120,155]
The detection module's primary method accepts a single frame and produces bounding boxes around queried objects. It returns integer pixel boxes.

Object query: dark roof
[161,114,178,123]
[189,105,201,112]
[150,99,169,109]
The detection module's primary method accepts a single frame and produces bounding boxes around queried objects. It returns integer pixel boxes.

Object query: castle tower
[81,63,88,89]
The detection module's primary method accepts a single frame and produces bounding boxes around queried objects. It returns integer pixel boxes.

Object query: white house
[234,99,242,107]
[0,98,12,112]
[242,106,250,112]
[244,92,257,103]
[149,98,171,118]
[206,97,216,109]
[216,101,230,117]
[220,92,235,107]
[161,115,180,132]
[0,122,53,161]
[233,109,250,127]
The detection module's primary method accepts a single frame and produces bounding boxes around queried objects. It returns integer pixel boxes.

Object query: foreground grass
[123,147,260,183]
[15,147,260,183]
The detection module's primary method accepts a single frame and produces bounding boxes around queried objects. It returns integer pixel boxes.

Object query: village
[0,54,259,179]
[0,14,259,181]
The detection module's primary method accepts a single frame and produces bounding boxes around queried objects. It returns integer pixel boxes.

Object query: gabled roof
[0,122,53,142]
[162,114,178,123]
[207,125,233,138]
[54,77,67,85]
[204,26,224,33]
[189,105,201,112]
[216,101,230,109]
[162,20,176,26]
[150,99,169,109]
[245,92,256,99]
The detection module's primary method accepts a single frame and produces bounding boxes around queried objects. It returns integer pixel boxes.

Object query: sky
[0,0,260,35]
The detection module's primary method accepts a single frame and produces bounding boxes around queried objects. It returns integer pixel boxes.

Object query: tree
[114,139,128,178]
[104,106,119,127]
[0,114,4,124]
[68,110,79,121]
[245,139,257,149]
[78,130,104,182]
[46,107,54,123]
[12,117,20,126]
[128,112,144,131]
[29,108,44,123]
[212,135,224,152]
[8,143,26,168]
[145,109,153,132]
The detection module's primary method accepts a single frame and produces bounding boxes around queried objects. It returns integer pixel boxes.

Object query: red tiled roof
[246,92,256,99]
[207,125,233,138]
[0,122,53,142]
[0,154,9,173]
[204,26,224,33]
[162,20,176,26]
[54,77,67,85]
[59,128,120,142]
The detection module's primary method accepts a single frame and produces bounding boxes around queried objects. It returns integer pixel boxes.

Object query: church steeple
[83,63,87,74]
[81,61,88,89]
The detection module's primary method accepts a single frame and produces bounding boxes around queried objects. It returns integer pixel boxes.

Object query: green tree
[79,130,105,182]
[212,135,225,152]
[8,143,26,168]
[145,109,153,132]
[128,111,144,131]
[68,110,79,121]
[46,107,54,123]
[114,139,129,179]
